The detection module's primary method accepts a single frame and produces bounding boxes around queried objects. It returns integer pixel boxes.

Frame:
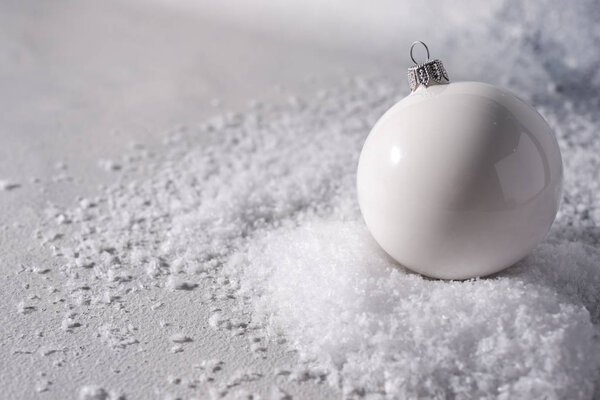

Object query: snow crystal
[98,159,122,172]
[54,161,68,170]
[170,333,192,343]
[35,379,51,393]
[62,313,81,331]
[0,180,20,191]
[16,301,36,314]
[200,359,224,373]
[270,386,292,400]
[98,324,139,349]
[166,276,198,291]
[33,266,51,274]
[208,312,227,330]
[79,386,109,400]
[38,346,60,356]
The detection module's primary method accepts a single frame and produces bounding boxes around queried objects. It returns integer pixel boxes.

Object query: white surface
[357,82,563,279]
[1,1,599,399]
[0,1,374,398]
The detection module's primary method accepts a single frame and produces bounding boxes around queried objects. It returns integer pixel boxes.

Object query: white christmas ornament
[357,42,563,280]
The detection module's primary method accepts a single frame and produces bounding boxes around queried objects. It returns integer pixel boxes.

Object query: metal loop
[410,41,430,65]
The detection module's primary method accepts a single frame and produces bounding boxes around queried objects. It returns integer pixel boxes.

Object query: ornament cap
[407,41,450,91]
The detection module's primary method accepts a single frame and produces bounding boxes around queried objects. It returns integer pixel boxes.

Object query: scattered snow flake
[78,386,109,400]
[166,276,197,291]
[169,333,192,343]
[0,180,20,191]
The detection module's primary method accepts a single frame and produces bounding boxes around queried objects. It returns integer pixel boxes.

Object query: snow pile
[33,1,600,398]
[235,222,599,398]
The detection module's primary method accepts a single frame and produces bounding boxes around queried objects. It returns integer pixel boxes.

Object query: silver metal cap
[407,41,449,91]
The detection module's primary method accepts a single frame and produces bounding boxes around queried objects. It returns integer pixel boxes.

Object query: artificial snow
[17,1,600,398]
[78,386,110,400]
[236,222,599,398]
[170,333,193,343]
[0,179,20,191]
[33,69,600,397]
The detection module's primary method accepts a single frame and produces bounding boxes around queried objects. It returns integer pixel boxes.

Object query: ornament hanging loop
[407,41,449,92]
[410,41,430,65]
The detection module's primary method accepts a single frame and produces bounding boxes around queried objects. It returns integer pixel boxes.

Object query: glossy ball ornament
[356,43,563,280]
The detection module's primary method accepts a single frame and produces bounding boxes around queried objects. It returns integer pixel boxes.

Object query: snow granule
[0,179,20,191]
[33,3,600,396]
[98,324,138,349]
[171,345,184,353]
[35,379,51,393]
[98,159,122,172]
[170,333,193,343]
[79,386,109,400]
[166,276,198,291]
[270,386,292,400]
[16,300,36,314]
